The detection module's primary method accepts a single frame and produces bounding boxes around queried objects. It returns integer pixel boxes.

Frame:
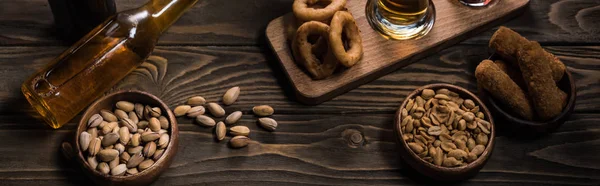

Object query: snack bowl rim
[481,54,576,133]
[74,90,179,186]
[394,83,495,181]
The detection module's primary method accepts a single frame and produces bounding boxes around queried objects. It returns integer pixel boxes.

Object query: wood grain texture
[0,113,598,185]
[267,0,529,104]
[0,45,598,185]
[1,0,600,46]
[0,0,291,46]
[1,45,598,116]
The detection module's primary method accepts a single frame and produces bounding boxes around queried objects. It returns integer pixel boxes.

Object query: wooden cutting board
[266,0,529,105]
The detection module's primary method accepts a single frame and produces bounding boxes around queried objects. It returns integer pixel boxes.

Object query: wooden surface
[266,0,529,104]
[0,0,599,185]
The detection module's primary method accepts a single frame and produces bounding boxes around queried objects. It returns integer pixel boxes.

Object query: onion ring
[293,0,347,23]
[292,21,338,79]
[329,11,363,67]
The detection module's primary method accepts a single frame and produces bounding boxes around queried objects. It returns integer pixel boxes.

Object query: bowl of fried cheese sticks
[475,26,576,134]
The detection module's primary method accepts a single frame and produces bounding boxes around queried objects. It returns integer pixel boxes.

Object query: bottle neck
[144,0,198,33]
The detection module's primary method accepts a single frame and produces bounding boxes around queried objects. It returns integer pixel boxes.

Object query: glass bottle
[48,0,117,41]
[22,0,199,129]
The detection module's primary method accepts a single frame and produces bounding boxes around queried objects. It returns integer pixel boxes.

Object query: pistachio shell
[195,115,216,127]
[127,146,143,155]
[111,164,127,176]
[229,126,250,136]
[215,122,226,141]
[141,132,160,142]
[120,118,137,133]
[120,152,130,164]
[127,168,139,175]
[187,96,206,106]
[258,118,278,131]
[87,156,98,170]
[225,111,242,125]
[119,127,130,144]
[97,162,110,174]
[116,101,135,112]
[222,86,240,105]
[101,133,119,147]
[143,142,156,158]
[89,138,101,156]
[114,109,128,120]
[229,136,250,148]
[158,133,169,149]
[97,149,119,162]
[134,103,144,118]
[173,105,191,117]
[100,110,117,122]
[252,105,274,117]
[109,156,119,169]
[88,114,103,128]
[153,149,165,161]
[148,117,161,132]
[207,103,225,117]
[126,152,144,168]
[159,116,169,129]
[131,133,141,147]
[186,106,205,118]
[79,132,91,152]
[138,159,154,171]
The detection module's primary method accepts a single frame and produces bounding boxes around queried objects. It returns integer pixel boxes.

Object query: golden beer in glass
[366,0,435,40]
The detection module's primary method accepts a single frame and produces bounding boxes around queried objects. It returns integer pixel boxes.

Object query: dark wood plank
[1,0,599,46]
[1,45,598,116]
[0,0,292,46]
[0,45,598,185]
[0,113,598,185]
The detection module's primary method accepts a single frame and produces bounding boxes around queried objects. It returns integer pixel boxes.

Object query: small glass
[459,0,492,7]
[366,0,435,40]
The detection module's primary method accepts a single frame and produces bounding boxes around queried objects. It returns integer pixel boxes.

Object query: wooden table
[1,0,599,185]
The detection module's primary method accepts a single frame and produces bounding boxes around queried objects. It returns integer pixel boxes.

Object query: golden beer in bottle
[22,0,198,129]
[366,0,435,40]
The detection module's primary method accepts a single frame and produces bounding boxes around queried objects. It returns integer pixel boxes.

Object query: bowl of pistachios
[74,90,178,186]
[394,84,495,181]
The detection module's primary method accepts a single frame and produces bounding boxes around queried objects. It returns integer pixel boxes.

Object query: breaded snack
[291,21,338,79]
[493,60,526,90]
[293,0,347,23]
[517,43,564,121]
[528,41,566,82]
[475,60,534,120]
[328,11,362,67]
[489,27,565,81]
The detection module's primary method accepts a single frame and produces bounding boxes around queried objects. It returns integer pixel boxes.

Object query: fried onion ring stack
[290,0,363,80]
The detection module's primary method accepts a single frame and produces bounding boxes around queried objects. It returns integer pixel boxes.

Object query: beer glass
[366,0,435,40]
[459,0,492,7]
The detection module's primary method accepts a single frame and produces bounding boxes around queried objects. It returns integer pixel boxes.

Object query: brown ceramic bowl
[394,84,495,181]
[479,56,577,134]
[74,90,178,186]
